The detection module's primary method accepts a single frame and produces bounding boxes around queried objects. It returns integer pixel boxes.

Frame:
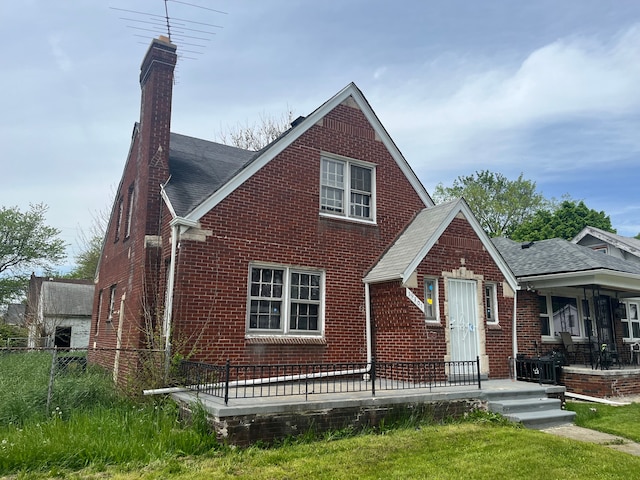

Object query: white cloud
[377,23,640,175]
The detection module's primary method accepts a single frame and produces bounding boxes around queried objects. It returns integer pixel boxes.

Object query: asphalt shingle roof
[164,132,257,217]
[491,237,640,278]
[364,200,461,283]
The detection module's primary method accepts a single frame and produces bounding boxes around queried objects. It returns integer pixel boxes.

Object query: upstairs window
[247,265,324,336]
[114,197,124,242]
[125,184,134,239]
[320,156,375,221]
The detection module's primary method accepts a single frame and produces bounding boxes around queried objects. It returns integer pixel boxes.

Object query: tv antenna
[110,0,226,61]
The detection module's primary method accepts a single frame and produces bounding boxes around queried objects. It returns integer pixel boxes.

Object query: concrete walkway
[543,424,640,456]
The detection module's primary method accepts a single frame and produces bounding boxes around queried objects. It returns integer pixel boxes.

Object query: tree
[510,200,615,242]
[215,108,295,151]
[433,170,546,237]
[65,207,109,280]
[0,204,66,304]
[635,233,640,240]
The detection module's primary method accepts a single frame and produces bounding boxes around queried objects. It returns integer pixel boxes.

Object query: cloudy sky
[2,1,639,270]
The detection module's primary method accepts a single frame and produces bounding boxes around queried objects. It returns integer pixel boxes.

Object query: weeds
[0,351,219,476]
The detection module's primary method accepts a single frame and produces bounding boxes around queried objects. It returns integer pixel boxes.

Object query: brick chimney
[138,36,177,235]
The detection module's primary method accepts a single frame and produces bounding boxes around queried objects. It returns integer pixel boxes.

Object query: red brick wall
[515,290,542,357]
[371,217,515,379]
[88,39,177,382]
[561,370,640,397]
[169,101,427,366]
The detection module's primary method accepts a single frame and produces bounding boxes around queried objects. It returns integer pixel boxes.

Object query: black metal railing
[179,357,481,404]
[515,356,560,385]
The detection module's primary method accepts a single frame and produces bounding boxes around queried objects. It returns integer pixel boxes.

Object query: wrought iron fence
[515,356,560,385]
[179,357,481,404]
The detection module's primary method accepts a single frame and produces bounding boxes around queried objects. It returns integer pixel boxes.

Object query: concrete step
[483,388,550,402]
[489,397,561,415]
[503,409,576,430]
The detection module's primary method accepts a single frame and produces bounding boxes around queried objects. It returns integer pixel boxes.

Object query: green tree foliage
[65,198,111,280]
[433,170,546,237]
[0,204,66,304]
[0,323,28,347]
[66,234,102,280]
[635,233,640,240]
[510,200,615,242]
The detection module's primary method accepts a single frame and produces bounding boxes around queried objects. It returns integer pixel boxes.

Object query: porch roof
[492,237,640,296]
[363,198,517,290]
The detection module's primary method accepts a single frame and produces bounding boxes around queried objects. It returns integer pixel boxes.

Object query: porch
[169,376,570,446]
[560,364,640,398]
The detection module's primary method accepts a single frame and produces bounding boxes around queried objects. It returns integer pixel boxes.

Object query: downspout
[162,223,179,381]
[365,282,373,364]
[512,288,519,359]
[148,265,373,394]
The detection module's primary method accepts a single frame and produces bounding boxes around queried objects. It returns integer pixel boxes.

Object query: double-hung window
[622,301,640,340]
[247,265,324,336]
[320,156,375,221]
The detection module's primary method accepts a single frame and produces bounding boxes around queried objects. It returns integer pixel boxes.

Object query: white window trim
[485,282,499,324]
[424,277,440,323]
[107,285,116,323]
[623,301,640,341]
[246,263,326,337]
[539,294,588,340]
[319,153,377,224]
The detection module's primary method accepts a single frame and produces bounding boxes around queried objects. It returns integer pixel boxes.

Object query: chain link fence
[0,347,118,425]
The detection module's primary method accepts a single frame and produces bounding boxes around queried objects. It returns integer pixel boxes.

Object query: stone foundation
[177,399,482,447]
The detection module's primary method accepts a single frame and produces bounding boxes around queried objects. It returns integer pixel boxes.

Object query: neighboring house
[25,275,94,349]
[573,226,640,348]
[88,36,519,383]
[493,237,640,367]
[5,304,26,326]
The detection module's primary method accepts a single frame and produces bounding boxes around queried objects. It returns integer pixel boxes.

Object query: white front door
[448,279,479,362]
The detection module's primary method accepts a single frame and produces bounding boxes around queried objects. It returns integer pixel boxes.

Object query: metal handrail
[179,357,481,404]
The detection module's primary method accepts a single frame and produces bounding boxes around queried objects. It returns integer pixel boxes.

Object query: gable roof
[573,226,640,259]
[492,237,640,278]
[41,281,94,317]
[162,83,433,221]
[364,198,517,290]
[164,133,256,217]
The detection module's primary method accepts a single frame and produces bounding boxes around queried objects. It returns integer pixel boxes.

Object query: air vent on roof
[290,116,306,128]
[521,241,535,249]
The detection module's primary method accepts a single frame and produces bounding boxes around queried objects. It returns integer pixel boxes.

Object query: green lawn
[567,401,640,442]
[2,351,640,479]
[10,421,640,479]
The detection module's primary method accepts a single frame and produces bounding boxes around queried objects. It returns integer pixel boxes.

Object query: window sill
[425,321,443,329]
[487,323,501,330]
[319,212,377,226]
[245,336,327,346]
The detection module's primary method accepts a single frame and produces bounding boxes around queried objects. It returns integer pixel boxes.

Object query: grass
[0,351,220,476]
[10,421,640,479]
[2,351,640,478]
[567,400,640,442]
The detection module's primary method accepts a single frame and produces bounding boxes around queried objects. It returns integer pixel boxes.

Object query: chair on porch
[559,332,578,364]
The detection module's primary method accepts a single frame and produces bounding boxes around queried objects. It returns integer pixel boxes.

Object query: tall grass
[0,351,219,475]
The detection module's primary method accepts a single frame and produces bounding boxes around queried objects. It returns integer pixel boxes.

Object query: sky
[2,1,639,271]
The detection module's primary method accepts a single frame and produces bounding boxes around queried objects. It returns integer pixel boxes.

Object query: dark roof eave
[518,269,640,295]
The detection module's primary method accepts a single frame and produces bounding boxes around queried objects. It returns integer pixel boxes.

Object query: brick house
[89,37,519,384]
